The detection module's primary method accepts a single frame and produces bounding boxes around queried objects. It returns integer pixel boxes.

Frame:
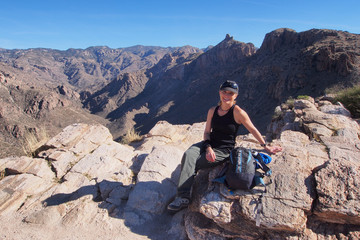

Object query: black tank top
[210,105,240,152]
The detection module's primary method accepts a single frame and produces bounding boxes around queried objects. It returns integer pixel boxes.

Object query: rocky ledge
[0,97,359,239]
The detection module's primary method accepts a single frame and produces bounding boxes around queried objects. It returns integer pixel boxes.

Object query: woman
[167,80,282,212]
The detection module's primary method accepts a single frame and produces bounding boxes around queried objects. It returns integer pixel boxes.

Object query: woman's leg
[195,148,230,171]
[177,142,230,198]
[177,142,203,199]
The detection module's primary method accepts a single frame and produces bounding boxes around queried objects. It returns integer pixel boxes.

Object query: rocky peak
[259,28,359,57]
[225,33,233,41]
[217,33,255,53]
[192,34,256,72]
[259,28,298,53]
[1,98,359,239]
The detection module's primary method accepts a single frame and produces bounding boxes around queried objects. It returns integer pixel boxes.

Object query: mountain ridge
[84,28,360,140]
[0,28,359,156]
[0,44,201,157]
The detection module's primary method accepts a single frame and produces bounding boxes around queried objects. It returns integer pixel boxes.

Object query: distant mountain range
[1,28,359,157]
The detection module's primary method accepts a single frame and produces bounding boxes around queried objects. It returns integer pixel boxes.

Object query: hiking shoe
[167,196,190,212]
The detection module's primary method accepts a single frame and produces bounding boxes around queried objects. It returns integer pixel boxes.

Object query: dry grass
[120,128,143,145]
[22,127,49,156]
[0,170,5,181]
[285,96,295,109]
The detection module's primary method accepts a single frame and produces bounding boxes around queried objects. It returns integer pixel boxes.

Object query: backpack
[214,147,272,191]
[213,147,272,227]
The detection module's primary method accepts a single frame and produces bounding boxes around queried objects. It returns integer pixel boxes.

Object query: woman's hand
[206,147,216,162]
[264,145,282,154]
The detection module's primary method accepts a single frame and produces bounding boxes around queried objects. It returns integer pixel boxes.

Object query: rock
[39,123,135,182]
[23,206,63,225]
[189,99,360,239]
[0,156,54,180]
[0,98,360,239]
[314,159,360,225]
[43,123,113,154]
[199,191,232,224]
[124,145,184,225]
[0,174,53,215]
[70,141,135,184]
[140,121,205,152]
[46,150,76,179]
[319,102,351,117]
[167,211,188,240]
[260,28,298,54]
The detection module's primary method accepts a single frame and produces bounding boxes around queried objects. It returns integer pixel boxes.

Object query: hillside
[0,70,109,157]
[0,45,197,90]
[0,45,201,158]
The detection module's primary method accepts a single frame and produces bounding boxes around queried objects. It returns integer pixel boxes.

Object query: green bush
[334,85,360,118]
[297,95,310,100]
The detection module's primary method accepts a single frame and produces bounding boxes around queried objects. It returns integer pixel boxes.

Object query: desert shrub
[297,95,310,100]
[285,96,295,109]
[334,85,360,118]
[22,127,48,156]
[120,128,143,145]
[324,84,346,95]
[0,170,5,181]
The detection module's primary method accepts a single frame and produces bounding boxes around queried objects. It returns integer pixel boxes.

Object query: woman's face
[219,90,237,105]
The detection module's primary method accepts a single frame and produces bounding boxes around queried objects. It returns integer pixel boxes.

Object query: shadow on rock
[42,172,187,239]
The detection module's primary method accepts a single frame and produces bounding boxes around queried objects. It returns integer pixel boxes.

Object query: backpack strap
[254,175,268,226]
[251,151,273,189]
[253,176,266,187]
[255,194,264,227]
[254,153,272,176]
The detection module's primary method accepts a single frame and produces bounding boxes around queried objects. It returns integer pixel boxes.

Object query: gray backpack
[213,147,272,226]
[224,147,272,190]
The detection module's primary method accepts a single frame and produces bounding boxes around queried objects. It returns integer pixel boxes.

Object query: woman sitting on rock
[167,80,282,212]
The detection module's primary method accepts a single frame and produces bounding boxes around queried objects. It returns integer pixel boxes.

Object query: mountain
[0,28,359,156]
[83,29,360,140]
[0,69,108,157]
[0,45,201,158]
[0,45,198,91]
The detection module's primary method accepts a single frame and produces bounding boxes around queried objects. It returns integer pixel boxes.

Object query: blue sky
[1,0,359,50]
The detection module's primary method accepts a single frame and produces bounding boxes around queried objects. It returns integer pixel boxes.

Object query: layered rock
[0,121,204,239]
[0,98,360,239]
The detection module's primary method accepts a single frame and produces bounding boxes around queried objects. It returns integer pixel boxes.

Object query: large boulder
[186,98,360,239]
[0,121,203,239]
[123,145,183,225]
